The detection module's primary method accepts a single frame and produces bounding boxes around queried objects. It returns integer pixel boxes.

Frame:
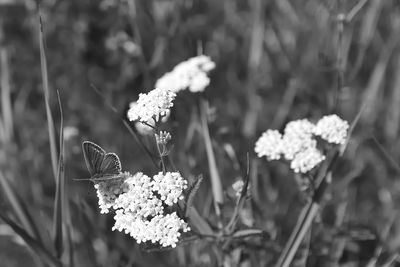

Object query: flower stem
[199,97,224,228]
[154,133,166,174]
[275,151,339,267]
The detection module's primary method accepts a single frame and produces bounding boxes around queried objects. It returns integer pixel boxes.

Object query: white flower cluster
[254,130,282,160]
[155,131,172,146]
[152,172,188,206]
[127,87,176,124]
[129,103,171,136]
[255,115,348,173]
[113,211,190,248]
[290,147,325,174]
[314,114,349,145]
[94,172,190,247]
[232,180,250,198]
[281,119,317,161]
[112,173,164,219]
[155,55,216,93]
[94,178,128,214]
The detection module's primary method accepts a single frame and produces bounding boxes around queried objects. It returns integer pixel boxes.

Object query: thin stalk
[199,97,223,228]
[0,47,13,142]
[346,0,369,22]
[155,134,166,174]
[38,12,58,180]
[275,152,338,267]
[126,0,151,89]
[52,91,64,258]
[333,12,345,113]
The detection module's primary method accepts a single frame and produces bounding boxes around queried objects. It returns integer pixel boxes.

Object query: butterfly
[80,141,123,182]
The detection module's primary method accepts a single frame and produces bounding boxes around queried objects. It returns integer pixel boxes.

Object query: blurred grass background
[1,0,400,266]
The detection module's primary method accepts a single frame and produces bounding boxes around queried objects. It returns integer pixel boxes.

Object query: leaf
[184,175,203,217]
[187,207,214,236]
[38,10,58,181]
[0,213,62,267]
[199,98,224,210]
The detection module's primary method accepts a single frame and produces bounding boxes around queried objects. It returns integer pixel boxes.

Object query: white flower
[94,177,128,214]
[155,131,172,145]
[134,122,154,135]
[232,180,250,198]
[281,119,317,160]
[283,119,315,138]
[152,172,188,206]
[127,88,176,124]
[112,173,164,219]
[290,147,326,173]
[254,130,282,160]
[146,212,190,248]
[112,210,150,240]
[314,114,349,145]
[129,101,171,135]
[189,72,210,92]
[155,55,215,93]
[112,211,190,248]
[281,133,317,160]
[94,169,191,247]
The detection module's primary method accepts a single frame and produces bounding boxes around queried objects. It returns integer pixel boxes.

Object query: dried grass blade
[0,48,13,141]
[38,12,58,180]
[199,98,224,221]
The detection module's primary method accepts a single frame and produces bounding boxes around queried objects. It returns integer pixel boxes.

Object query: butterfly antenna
[73,178,94,182]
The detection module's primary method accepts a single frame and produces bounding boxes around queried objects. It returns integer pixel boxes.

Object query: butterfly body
[81,141,123,182]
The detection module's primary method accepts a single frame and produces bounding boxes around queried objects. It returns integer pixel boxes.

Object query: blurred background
[1,0,400,266]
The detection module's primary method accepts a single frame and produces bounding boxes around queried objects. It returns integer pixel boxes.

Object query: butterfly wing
[99,153,122,176]
[82,141,106,177]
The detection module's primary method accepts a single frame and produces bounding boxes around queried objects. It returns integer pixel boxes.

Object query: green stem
[199,97,224,228]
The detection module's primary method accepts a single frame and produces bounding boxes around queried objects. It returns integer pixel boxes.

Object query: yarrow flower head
[232,180,250,198]
[152,172,188,206]
[155,55,215,93]
[280,119,317,160]
[155,131,172,146]
[94,170,190,248]
[112,172,164,219]
[127,88,176,124]
[94,177,128,214]
[283,119,315,138]
[255,115,349,174]
[254,130,282,160]
[112,211,190,248]
[290,147,326,173]
[146,212,190,248]
[314,114,349,145]
[129,102,171,136]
